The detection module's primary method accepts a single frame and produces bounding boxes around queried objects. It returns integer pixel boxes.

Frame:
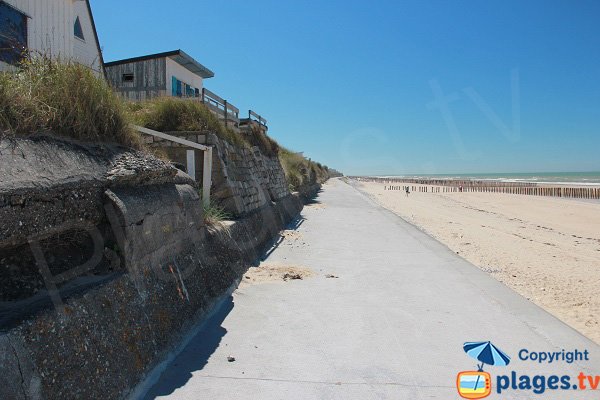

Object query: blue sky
[92,0,600,175]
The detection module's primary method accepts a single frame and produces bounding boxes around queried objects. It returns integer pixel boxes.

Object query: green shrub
[202,200,233,234]
[278,147,306,191]
[128,97,248,149]
[0,56,142,148]
[245,124,280,157]
[278,147,332,191]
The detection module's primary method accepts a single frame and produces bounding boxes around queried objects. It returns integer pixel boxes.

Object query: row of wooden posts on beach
[383,185,600,199]
[353,177,600,200]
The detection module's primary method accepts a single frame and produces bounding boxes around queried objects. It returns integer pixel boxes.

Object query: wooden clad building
[0,0,103,74]
[104,50,215,101]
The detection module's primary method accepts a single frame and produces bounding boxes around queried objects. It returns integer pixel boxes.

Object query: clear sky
[92,0,600,176]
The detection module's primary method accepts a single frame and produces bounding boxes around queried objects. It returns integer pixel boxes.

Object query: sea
[378,172,600,186]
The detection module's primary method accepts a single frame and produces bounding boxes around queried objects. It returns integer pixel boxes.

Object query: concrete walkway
[142,179,599,399]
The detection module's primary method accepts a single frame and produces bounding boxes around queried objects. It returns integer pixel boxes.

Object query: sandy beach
[355,180,600,344]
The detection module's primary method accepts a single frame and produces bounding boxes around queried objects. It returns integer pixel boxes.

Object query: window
[185,83,195,97]
[172,76,183,97]
[171,76,199,98]
[122,73,134,83]
[74,16,84,40]
[0,1,28,65]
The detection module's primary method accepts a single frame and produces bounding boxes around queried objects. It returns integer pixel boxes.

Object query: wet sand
[356,180,600,344]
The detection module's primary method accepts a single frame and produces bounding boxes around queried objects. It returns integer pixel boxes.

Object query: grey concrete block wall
[149,132,291,217]
[207,134,291,216]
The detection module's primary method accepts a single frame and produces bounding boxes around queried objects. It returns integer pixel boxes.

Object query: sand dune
[356,180,600,344]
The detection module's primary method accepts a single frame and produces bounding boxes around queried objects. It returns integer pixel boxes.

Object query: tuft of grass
[127,97,248,149]
[203,203,232,225]
[0,56,142,148]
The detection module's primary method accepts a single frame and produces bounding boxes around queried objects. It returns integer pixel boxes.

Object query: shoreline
[354,176,600,187]
[354,179,600,344]
[362,174,600,187]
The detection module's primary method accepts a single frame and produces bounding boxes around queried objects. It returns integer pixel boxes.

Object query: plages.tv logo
[456,341,511,399]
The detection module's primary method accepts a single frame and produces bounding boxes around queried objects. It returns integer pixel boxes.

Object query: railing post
[186,150,196,180]
[202,147,213,207]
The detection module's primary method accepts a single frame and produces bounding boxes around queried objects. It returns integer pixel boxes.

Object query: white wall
[72,0,101,73]
[165,57,204,96]
[1,0,101,74]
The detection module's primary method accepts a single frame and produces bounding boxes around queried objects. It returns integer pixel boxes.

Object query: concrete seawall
[0,135,306,399]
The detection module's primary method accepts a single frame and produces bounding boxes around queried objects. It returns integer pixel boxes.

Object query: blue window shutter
[171,76,177,96]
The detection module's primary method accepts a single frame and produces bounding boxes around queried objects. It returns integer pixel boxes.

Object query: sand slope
[357,181,600,344]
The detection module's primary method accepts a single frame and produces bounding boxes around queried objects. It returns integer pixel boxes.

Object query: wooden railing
[201,88,240,126]
[248,110,267,127]
[133,125,213,206]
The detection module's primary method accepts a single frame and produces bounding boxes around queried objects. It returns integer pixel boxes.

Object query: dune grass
[0,57,337,188]
[245,124,280,157]
[0,56,142,149]
[127,97,250,149]
[278,147,330,191]
[127,97,286,158]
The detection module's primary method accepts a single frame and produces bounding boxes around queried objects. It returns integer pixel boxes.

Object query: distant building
[105,49,247,130]
[0,0,103,74]
[104,50,215,102]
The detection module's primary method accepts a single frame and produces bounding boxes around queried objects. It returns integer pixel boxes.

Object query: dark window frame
[0,1,28,65]
[74,16,84,41]
[122,73,134,83]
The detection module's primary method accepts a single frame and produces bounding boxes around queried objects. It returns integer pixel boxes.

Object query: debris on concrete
[240,264,313,286]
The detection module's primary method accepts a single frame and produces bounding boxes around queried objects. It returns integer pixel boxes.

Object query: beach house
[104,50,214,102]
[105,49,246,129]
[0,0,103,74]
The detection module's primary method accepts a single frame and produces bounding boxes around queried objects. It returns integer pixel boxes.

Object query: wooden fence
[133,125,213,206]
[248,110,267,127]
[201,88,240,127]
[353,177,600,200]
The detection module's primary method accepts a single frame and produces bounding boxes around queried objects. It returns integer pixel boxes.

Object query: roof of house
[85,0,105,71]
[103,50,215,79]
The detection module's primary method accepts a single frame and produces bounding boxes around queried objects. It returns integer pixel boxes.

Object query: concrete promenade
[142,178,600,399]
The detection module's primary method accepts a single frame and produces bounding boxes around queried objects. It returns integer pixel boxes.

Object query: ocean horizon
[372,171,600,186]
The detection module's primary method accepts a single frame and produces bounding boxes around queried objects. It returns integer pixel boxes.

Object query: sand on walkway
[356,180,600,344]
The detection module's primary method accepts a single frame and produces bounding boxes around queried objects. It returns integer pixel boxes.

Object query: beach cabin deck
[104,49,265,131]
